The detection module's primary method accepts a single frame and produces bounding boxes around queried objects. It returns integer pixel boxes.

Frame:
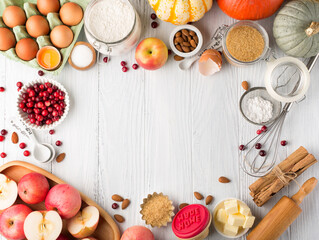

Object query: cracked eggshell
[199,49,222,76]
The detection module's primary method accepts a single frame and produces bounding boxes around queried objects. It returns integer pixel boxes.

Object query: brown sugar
[226,25,265,62]
[140,192,175,227]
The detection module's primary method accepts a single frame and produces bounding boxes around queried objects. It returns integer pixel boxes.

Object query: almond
[242,81,249,91]
[179,203,189,210]
[56,153,66,163]
[112,194,124,202]
[11,132,18,144]
[219,176,231,183]
[182,42,191,47]
[175,32,181,37]
[182,29,189,36]
[174,55,184,61]
[122,199,130,210]
[194,192,204,200]
[181,46,190,53]
[205,195,214,205]
[189,30,196,36]
[114,214,125,223]
[190,39,197,48]
[176,44,183,52]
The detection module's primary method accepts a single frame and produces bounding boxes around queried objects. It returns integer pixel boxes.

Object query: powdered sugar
[246,96,273,124]
[88,0,135,43]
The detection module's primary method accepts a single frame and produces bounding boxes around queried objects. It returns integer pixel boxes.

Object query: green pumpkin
[273,0,319,58]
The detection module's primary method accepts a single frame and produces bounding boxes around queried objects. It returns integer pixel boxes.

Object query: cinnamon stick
[249,147,317,207]
[249,146,308,194]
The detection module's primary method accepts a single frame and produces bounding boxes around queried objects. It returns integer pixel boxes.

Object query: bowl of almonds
[170,25,203,59]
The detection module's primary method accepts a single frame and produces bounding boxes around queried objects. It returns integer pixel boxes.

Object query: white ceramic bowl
[169,25,203,58]
[212,198,251,239]
[17,78,70,131]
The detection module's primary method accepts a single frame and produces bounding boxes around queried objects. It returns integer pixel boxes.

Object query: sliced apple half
[68,206,100,238]
[24,211,63,240]
[0,173,18,210]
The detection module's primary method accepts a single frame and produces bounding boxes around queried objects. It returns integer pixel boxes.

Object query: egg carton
[0,0,91,75]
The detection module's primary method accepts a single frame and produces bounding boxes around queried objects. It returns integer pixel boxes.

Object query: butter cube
[228,213,246,227]
[243,216,255,228]
[224,199,238,215]
[216,209,228,224]
[223,223,239,236]
[239,203,251,216]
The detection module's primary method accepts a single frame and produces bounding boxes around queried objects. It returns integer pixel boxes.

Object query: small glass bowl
[222,21,270,67]
[169,25,203,58]
[239,87,282,126]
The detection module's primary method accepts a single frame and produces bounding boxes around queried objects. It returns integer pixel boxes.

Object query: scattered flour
[88,0,135,43]
[246,96,273,124]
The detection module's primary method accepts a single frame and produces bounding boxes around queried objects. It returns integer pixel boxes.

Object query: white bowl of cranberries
[17,78,70,130]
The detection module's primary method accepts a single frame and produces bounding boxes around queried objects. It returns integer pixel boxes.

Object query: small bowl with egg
[170,25,203,58]
[37,46,62,71]
[213,198,255,238]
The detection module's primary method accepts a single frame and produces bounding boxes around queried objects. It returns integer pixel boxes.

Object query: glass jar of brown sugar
[222,21,270,67]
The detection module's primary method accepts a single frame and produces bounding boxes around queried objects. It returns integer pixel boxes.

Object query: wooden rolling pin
[247,177,318,240]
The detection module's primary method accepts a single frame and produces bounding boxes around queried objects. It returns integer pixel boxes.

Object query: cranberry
[26,102,34,108]
[168,49,172,55]
[23,150,30,157]
[132,64,138,70]
[43,91,49,97]
[122,67,128,72]
[42,110,49,116]
[0,87,5,92]
[257,129,262,135]
[17,87,21,92]
[239,145,245,151]
[16,82,23,88]
[55,140,62,146]
[151,21,158,28]
[19,103,25,109]
[30,118,36,124]
[281,140,287,146]
[45,101,51,107]
[47,88,53,93]
[103,57,108,63]
[1,129,7,135]
[0,152,6,158]
[46,119,52,125]
[259,150,266,157]
[120,61,127,66]
[52,111,59,117]
[38,70,44,76]
[112,203,119,209]
[45,82,51,88]
[37,102,44,108]
[151,13,157,20]
[22,93,28,99]
[37,115,44,122]
[19,143,26,149]
[261,125,267,132]
[29,90,36,97]
[0,136,4,142]
[22,107,27,112]
[26,109,33,114]
[255,143,262,149]
[48,130,54,136]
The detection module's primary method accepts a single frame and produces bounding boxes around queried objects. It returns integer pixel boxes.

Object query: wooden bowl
[0,161,120,240]
[68,42,96,71]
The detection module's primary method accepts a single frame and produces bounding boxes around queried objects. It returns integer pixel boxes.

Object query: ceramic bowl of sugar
[239,87,282,125]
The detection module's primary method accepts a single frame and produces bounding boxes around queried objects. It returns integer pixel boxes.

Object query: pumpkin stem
[305,22,319,37]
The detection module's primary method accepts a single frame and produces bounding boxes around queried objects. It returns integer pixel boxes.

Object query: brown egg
[16,38,39,61]
[0,28,16,51]
[50,25,74,49]
[37,0,60,16]
[26,15,50,38]
[2,6,27,28]
[60,2,83,26]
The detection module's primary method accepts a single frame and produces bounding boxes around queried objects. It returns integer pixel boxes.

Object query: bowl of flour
[240,87,282,125]
[84,0,141,56]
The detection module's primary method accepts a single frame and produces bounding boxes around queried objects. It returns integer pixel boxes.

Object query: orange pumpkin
[217,0,284,20]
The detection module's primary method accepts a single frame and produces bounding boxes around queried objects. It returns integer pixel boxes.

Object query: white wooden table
[1,2,319,240]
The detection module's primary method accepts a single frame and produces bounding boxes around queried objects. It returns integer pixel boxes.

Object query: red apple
[121,226,154,240]
[0,204,32,240]
[18,172,50,204]
[135,38,168,70]
[45,184,81,219]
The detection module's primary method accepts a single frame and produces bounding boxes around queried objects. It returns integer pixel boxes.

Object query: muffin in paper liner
[140,192,175,228]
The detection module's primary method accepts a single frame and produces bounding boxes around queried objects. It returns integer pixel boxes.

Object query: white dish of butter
[213,198,255,238]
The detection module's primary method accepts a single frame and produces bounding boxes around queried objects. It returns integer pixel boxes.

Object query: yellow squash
[148,0,213,25]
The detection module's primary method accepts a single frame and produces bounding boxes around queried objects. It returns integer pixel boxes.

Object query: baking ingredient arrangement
[0,0,319,239]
